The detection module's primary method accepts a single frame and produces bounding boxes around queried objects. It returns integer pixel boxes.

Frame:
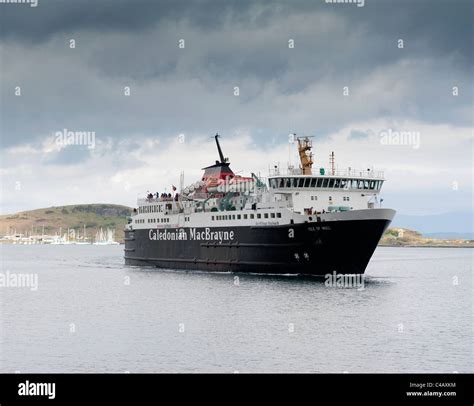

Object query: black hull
[124,218,392,275]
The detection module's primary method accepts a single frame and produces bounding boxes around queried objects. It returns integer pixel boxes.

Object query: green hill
[380,227,473,247]
[0,204,132,243]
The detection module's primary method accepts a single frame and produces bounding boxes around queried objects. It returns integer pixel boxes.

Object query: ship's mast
[214,133,227,164]
[296,136,314,175]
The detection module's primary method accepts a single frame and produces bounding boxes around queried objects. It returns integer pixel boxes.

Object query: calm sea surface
[0,245,472,373]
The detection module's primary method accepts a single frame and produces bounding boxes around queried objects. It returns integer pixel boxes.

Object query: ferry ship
[124,134,395,275]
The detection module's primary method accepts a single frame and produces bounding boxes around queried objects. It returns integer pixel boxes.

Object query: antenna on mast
[329,151,335,175]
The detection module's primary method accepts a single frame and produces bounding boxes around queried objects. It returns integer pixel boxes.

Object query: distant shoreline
[379,244,473,248]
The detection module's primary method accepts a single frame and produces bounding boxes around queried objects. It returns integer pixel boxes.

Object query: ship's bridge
[268,167,385,213]
[268,167,384,192]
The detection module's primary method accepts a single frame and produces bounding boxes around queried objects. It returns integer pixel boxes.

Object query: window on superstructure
[250,214,254,219]
[285,178,291,188]
[370,181,376,190]
[232,215,236,220]
[277,213,282,218]
[322,178,329,188]
[334,178,341,188]
[257,214,261,219]
[278,178,284,188]
[316,178,323,188]
[270,213,275,218]
[304,178,311,187]
[212,216,214,220]
[264,213,269,219]
[364,180,369,189]
[328,179,335,188]
[244,214,248,219]
[237,215,241,220]
[298,178,304,187]
[310,178,317,187]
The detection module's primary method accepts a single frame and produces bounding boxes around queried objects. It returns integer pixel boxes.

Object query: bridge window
[322,178,329,188]
[278,178,284,188]
[316,178,323,188]
[310,178,317,187]
[303,178,310,187]
[334,178,340,188]
[328,179,335,188]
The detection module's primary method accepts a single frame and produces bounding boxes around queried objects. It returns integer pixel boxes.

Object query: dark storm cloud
[0,0,472,150]
[0,0,272,42]
[1,0,471,62]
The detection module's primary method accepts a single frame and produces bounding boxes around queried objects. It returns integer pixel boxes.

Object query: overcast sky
[0,0,472,216]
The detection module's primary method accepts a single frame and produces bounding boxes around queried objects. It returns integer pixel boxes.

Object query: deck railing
[268,167,384,179]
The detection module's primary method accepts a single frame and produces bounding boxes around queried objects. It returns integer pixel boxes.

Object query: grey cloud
[0,0,472,151]
[44,145,92,166]
[349,129,370,140]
